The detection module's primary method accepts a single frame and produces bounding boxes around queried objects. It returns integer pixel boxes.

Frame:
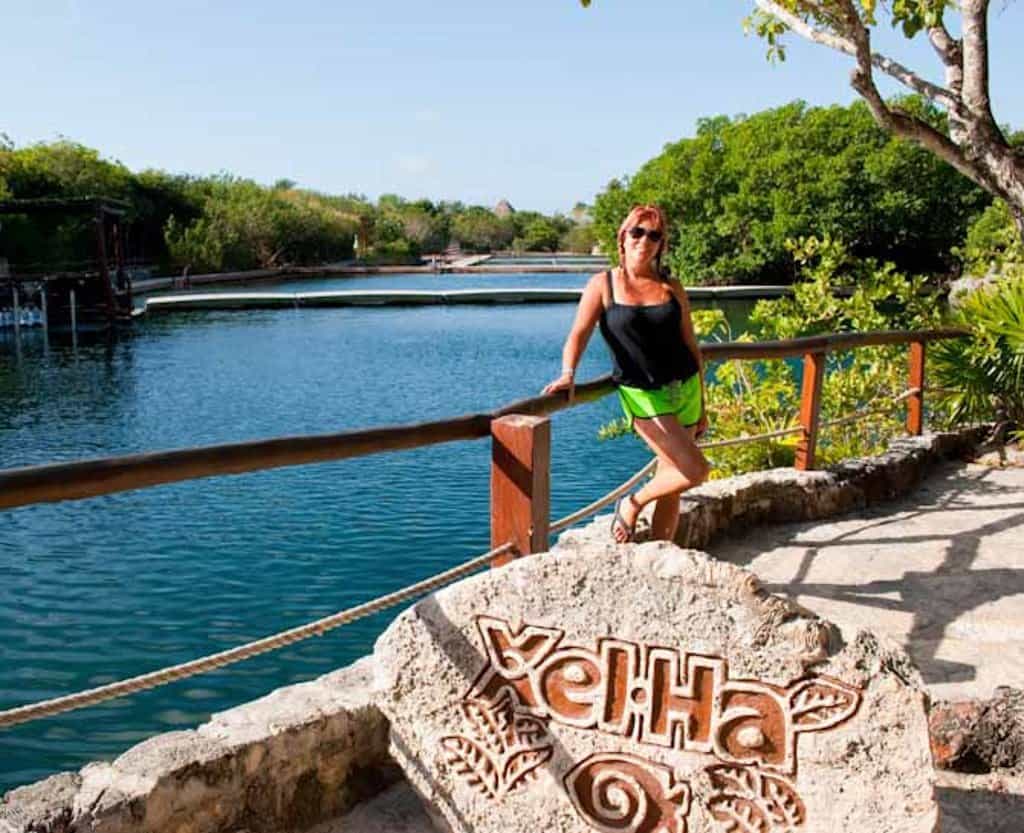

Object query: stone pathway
[707,459,1024,702]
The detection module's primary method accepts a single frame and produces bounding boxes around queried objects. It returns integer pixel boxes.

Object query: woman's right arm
[541,273,606,399]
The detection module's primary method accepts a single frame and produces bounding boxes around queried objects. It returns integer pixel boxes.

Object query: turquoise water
[0,272,754,791]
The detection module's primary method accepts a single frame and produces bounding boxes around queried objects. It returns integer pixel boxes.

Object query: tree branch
[753,0,965,117]
[753,0,855,53]
[960,0,995,120]
[848,60,1003,201]
[829,0,1002,196]
[855,80,990,186]
[926,21,962,70]
[927,22,966,144]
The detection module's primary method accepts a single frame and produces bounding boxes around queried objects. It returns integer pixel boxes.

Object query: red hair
[617,204,670,282]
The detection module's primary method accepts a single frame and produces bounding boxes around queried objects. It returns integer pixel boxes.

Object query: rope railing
[819,387,920,431]
[1,421,821,728]
[549,458,659,535]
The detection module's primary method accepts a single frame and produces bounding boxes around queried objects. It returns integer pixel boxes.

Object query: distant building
[571,203,593,225]
[493,199,515,218]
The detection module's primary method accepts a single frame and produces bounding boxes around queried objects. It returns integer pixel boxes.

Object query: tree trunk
[1013,206,1024,242]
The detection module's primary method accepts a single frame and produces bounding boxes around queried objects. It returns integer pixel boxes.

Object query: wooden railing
[0,328,966,561]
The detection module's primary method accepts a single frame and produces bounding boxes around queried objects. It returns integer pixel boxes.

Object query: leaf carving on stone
[762,776,804,827]
[502,746,553,792]
[441,696,553,801]
[706,765,806,832]
[511,712,549,747]
[707,796,770,833]
[707,764,759,796]
[788,678,861,732]
[440,735,501,800]
[463,697,511,754]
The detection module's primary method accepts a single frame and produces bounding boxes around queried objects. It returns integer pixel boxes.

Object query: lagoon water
[0,272,754,791]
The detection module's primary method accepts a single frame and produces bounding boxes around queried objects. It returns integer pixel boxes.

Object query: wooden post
[94,209,117,322]
[70,289,78,350]
[40,283,49,339]
[490,414,550,567]
[11,284,20,338]
[795,351,826,471]
[112,220,126,289]
[907,341,926,436]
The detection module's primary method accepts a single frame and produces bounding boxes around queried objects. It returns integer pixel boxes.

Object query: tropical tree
[517,217,563,252]
[560,222,598,253]
[165,177,356,271]
[0,137,587,270]
[581,1,1024,239]
[592,99,988,283]
[451,207,515,252]
[744,1,1024,240]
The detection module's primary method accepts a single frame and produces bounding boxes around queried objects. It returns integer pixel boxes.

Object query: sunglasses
[627,225,663,243]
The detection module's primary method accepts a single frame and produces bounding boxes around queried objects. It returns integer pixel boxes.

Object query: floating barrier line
[0,542,513,729]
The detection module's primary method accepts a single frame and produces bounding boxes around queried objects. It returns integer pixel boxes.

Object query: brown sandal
[611,495,638,543]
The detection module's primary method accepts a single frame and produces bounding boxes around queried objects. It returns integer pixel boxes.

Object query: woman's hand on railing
[542,371,576,402]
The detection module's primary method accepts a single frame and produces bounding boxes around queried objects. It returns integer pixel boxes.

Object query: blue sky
[3,1,1022,214]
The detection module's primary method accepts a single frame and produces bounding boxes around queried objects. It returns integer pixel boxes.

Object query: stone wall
[0,658,399,833]
[556,428,990,552]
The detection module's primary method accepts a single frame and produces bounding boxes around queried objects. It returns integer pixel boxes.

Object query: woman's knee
[638,419,710,486]
[680,454,710,487]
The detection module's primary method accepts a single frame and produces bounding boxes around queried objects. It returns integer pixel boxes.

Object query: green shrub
[164,178,357,272]
[931,276,1024,437]
[958,201,1024,278]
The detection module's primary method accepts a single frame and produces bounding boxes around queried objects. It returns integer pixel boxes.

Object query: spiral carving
[564,753,691,833]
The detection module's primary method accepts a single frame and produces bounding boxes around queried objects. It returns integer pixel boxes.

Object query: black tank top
[598,270,699,390]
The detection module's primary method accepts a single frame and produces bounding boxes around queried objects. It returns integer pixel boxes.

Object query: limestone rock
[930,700,985,770]
[1,657,397,833]
[373,541,937,833]
[931,688,1024,774]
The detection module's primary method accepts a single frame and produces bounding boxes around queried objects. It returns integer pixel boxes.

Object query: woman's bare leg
[649,425,699,541]
[614,418,708,542]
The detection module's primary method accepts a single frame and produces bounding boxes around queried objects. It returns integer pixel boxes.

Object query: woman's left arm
[672,283,707,436]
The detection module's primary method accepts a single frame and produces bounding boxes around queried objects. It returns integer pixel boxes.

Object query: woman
[542,204,710,543]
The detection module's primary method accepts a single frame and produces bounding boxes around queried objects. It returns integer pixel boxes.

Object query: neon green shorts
[617,374,702,427]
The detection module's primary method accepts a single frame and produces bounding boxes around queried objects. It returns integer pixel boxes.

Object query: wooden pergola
[0,196,133,330]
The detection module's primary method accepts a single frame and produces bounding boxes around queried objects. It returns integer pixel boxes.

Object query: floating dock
[138,286,792,314]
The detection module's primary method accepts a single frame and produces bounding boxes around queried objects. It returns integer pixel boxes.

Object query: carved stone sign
[373,542,936,833]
